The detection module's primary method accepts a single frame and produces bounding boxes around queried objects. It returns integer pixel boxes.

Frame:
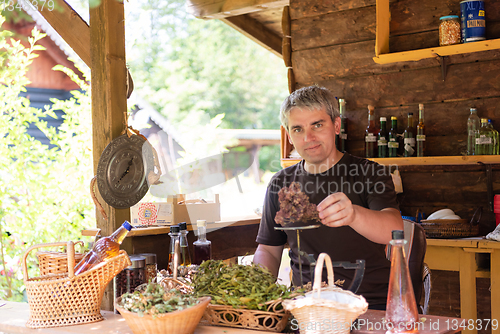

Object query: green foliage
[0,16,94,301]
[126,0,287,172]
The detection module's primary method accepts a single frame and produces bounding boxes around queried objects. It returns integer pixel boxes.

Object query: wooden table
[425,237,500,334]
[1,301,464,334]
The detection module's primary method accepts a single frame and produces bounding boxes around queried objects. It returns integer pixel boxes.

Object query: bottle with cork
[365,105,378,158]
[193,220,212,265]
[179,222,192,266]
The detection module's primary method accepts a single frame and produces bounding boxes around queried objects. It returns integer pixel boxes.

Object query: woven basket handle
[22,241,76,281]
[312,253,334,298]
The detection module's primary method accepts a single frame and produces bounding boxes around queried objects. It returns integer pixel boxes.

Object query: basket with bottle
[22,241,131,329]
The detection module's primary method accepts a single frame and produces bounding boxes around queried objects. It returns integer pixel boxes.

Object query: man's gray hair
[280,86,339,130]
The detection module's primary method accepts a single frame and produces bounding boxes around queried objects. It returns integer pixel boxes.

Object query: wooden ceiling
[185,0,288,57]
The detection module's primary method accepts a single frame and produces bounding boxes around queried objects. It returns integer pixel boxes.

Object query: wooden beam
[222,14,282,56]
[187,0,288,19]
[90,0,130,311]
[375,0,390,56]
[37,0,90,66]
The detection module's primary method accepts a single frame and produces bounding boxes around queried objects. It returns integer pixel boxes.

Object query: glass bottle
[74,221,132,275]
[179,222,192,266]
[193,220,212,265]
[403,113,415,157]
[337,98,348,153]
[467,108,480,155]
[487,120,499,155]
[476,118,494,155]
[378,117,388,158]
[388,116,399,158]
[365,105,378,158]
[386,230,419,333]
[416,104,425,157]
[168,225,181,274]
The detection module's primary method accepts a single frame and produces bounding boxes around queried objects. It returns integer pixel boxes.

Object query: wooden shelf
[281,155,500,168]
[373,39,500,64]
[373,0,500,64]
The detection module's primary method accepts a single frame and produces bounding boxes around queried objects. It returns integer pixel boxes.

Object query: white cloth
[486,224,500,241]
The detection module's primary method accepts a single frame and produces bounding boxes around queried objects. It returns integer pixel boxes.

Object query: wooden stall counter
[1,301,463,334]
[0,301,275,334]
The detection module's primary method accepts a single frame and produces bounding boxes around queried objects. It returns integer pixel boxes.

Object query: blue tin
[460,0,486,43]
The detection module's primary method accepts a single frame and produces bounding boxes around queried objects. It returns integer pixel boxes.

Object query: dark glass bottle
[365,105,378,158]
[378,117,388,158]
[167,225,180,274]
[416,104,425,157]
[403,113,415,157]
[386,230,419,333]
[388,116,399,157]
[179,222,192,266]
[193,220,212,265]
[337,98,348,153]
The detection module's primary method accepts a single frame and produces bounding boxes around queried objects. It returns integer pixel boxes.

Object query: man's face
[287,106,340,172]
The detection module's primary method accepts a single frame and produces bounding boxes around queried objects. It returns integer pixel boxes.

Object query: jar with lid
[137,253,157,283]
[115,255,146,298]
[439,15,461,46]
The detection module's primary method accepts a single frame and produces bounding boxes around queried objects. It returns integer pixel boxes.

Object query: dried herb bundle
[118,283,199,317]
[275,181,320,225]
[192,260,293,310]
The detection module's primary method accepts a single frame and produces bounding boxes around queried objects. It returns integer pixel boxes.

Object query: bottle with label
[179,222,192,266]
[365,105,378,158]
[476,118,494,155]
[337,98,348,153]
[403,112,415,157]
[467,108,480,155]
[377,117,388,158]
[416,104,425,157]
[386,230,419,333]
[388,116,399,157]
[74,221,133,275]
[193,220,212,265]
[488,120,499,155]
[168,225,181,274]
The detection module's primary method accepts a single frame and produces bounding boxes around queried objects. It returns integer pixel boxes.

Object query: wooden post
[90,0,130,311]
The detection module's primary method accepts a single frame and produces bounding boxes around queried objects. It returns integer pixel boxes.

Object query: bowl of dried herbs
[116,282,210,334]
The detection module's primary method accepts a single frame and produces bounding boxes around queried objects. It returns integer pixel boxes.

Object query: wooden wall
[289,0,500,157]
[288,0,500,222]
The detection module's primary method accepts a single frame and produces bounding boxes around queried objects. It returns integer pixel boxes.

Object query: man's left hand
[317,192,357,228]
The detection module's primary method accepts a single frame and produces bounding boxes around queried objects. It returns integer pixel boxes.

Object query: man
[253,86,403,309]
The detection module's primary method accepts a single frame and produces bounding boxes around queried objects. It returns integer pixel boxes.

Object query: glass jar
[439,15,461,46]
[115,255,146,298]
[138,253,157,283]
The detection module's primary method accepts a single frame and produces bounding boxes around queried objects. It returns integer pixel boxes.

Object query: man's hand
[317,192,356,227]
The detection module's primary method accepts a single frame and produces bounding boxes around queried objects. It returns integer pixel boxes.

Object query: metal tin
[460,0,486,43]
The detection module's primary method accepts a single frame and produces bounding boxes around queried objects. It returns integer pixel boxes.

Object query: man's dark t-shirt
[256,153,399,306]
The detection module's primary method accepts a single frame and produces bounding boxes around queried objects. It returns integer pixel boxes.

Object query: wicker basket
[200,297,290,332]
[420,219,479,238]
[36,241,85,275]
[116,296,211,334]
[282,253,368,334]
[22,241,131,329]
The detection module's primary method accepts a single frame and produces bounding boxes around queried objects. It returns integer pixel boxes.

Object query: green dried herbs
[192,260,293,310]
[118,283,199,317]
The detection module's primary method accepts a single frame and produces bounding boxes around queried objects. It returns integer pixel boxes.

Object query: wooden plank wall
[289,0,500,222]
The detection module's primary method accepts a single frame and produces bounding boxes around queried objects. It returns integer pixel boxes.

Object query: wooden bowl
[116,296,211,334]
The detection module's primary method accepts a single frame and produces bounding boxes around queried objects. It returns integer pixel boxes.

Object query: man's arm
[317,192,403,244]
[253,244,285,278]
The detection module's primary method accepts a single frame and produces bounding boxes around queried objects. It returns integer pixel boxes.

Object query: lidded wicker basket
[282,253,368,334]
[22,241,131,329]
[36,241,85,275]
